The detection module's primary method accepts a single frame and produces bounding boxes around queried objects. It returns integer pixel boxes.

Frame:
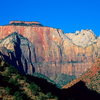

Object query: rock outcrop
[0,21,100,86]
[66,30,97,47]
[63,58,100,93]
[9,21,43,26]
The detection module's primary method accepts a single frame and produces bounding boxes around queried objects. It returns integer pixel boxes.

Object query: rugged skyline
[0,0,100,36]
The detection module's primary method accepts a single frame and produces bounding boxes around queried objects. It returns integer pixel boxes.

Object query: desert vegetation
[0,58,57,100]
[0,58,100,100]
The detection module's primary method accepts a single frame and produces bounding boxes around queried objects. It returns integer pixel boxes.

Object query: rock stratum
[0,21,100,86]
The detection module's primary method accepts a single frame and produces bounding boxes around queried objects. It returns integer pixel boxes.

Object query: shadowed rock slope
[0,58,58,100]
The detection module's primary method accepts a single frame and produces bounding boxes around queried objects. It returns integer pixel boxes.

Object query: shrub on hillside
[5,87,12,95]
[28,82,41,95]
[14,91,28,100]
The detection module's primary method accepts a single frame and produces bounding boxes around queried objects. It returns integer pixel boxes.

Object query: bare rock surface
[0,21,100,86]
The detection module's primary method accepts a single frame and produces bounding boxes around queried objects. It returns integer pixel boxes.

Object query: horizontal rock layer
[9,21,43,26]
[10,21,40,24]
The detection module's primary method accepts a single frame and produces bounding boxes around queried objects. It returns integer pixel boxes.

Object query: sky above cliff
[0,0,100,36]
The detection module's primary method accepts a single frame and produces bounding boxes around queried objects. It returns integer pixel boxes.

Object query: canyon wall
[0,21,99,86]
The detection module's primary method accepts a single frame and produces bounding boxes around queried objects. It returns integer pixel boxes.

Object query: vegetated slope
[0,21,100,87]
[0,58,58,100]
[63,58,100,93]
[0,58,100,100]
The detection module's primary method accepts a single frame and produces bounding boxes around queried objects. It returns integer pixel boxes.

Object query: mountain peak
[0,32,31,52]
[66,29,97,47]
[0,21,100,87]
[77,29,96,37]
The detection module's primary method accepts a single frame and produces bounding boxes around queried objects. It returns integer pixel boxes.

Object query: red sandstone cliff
[0,21,99,86]
[63,58,100,92]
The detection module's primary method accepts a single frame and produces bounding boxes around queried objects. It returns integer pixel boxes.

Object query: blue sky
[0,0,100,36]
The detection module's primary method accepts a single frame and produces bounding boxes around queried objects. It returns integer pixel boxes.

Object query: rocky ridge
[0,21,100,86]
[66,30,97,47]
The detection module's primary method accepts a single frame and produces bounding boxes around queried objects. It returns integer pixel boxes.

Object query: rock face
[66,30,97,47]
[0,21,100,86]
[63,58,100,93]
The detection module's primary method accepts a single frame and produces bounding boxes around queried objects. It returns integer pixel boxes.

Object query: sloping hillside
[63,58,100,93]
[0,58,58,100]
[0,58,100,100]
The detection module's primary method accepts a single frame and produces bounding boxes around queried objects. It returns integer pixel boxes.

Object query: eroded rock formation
[0,21,99,86]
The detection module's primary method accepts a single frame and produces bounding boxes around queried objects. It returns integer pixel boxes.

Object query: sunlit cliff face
[0,21,100,86]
